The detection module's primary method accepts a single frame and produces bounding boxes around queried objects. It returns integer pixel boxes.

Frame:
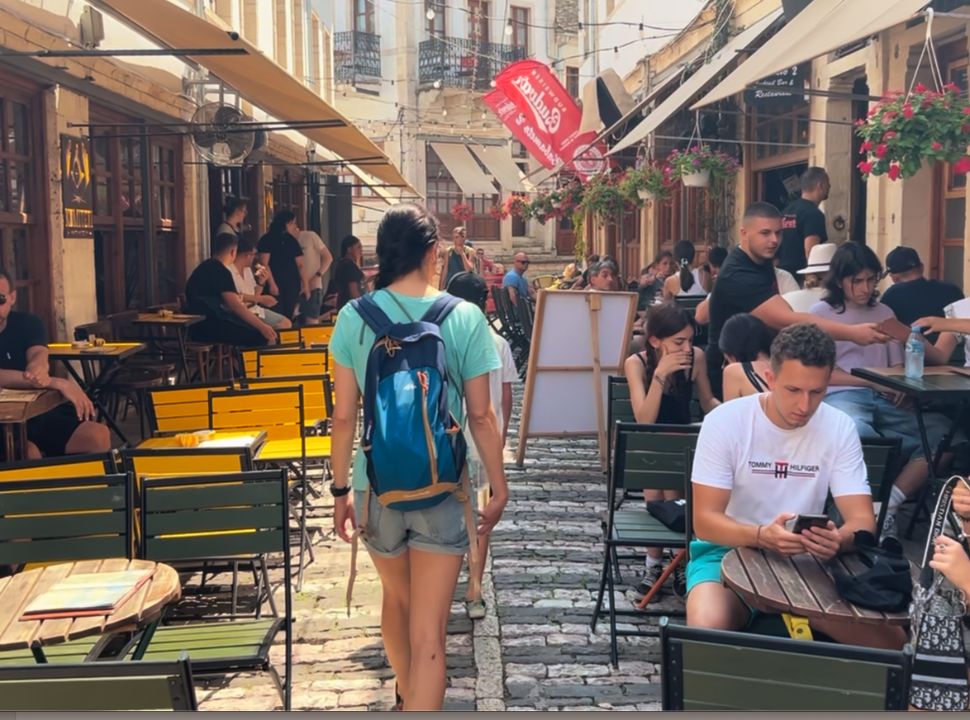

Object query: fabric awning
[692,0,931,109]
[580,69,637,134]
[609,8,782,155]
[94,0,416,198]
[430,143,497,197]
[470,145,530,193]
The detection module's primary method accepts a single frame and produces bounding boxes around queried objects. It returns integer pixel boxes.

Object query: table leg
[2,424,14,462]
[60,359,129,446]
[31,645,48,663]
[176,327,191,383]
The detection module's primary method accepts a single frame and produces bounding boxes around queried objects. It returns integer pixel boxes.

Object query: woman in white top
[783,242,836,313]
[662,240,709,301]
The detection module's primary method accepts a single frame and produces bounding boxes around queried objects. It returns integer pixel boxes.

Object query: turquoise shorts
[686,540,760,625]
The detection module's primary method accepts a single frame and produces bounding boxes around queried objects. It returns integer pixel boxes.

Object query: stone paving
[193,387,678,711]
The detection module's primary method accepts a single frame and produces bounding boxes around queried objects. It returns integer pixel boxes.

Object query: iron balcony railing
[334,30,382,85]
[418,37,527,90]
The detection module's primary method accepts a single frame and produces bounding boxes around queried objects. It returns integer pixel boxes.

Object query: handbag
[831,530,912,612]
[646,499,686,533]
[909,475,970,711]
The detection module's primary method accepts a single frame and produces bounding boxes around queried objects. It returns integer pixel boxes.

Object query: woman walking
[258,209,307,321]
[330,204,508,711]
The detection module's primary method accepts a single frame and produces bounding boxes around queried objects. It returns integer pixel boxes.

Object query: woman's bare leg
[369,551,412,706]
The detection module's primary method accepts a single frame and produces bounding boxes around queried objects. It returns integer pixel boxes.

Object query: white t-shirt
[775,268,800,296]
[691,394,869,527]
[783,287,825,313]
[467,330,518,486]
[676,268,707,297]
[229,264,264,319]
[298,230,326,290]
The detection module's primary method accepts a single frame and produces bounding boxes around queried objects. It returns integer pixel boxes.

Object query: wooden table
[136,430,266,456]
[0,558,180,659]
[48,342,147,445]
[0,389,68,461]
[132,313,203,384]
[721,547,909,626]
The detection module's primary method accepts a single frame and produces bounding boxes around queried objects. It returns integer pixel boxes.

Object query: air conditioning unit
[80,7,105,49]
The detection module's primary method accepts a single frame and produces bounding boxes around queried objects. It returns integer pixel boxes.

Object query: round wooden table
[721,546,909,626]
[0,558,180,652]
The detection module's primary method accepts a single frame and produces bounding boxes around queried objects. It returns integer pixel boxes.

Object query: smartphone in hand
[785,514,830,534]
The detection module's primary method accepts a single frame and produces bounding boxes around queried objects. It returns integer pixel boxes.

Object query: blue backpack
[351,291,468,511]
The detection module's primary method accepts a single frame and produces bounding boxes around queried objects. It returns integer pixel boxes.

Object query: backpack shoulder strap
[351,293,394,337]
[421,293,463,327]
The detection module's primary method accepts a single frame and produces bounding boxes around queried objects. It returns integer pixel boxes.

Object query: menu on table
[20,568,156,620]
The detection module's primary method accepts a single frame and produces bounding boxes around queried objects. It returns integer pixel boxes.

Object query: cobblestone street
[196,390,680,711]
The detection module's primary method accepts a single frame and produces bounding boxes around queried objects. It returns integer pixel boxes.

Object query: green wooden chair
[860,437,902,540]
[591,422,700,667]
[659,617,912,710]
[0,473,133,665]
[606,376,635,482]
[0,654,197,710]
[124,469,292,710]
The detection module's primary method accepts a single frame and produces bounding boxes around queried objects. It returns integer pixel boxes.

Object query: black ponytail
[375,204,439,290]
[674,240,696,292]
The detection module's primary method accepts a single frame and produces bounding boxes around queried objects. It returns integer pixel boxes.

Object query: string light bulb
[433,79,442,89]
[504,22,513,36]
[442,108,448,117]
[426,8,435,21]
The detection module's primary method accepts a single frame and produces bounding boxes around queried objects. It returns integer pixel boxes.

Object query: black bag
[909,475,970,711]
[831,530,912,612]
[646,499,686,533]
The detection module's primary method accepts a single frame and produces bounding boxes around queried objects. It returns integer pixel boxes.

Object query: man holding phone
[687,323,905,650]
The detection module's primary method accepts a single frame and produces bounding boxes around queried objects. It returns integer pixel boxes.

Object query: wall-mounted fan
[190,102,255,166]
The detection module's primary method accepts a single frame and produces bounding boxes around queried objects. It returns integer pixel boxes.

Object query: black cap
[446,271,488,311]
[885,246,921,274]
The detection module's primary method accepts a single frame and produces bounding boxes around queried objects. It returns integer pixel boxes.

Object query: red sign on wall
[487,60,608,179]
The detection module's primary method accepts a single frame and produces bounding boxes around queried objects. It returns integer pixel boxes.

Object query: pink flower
[954,156,970,175]
[932,141,943,152]
[902,103,914,119]
[962,124,970,134]
[859,140,872,153]
[915,82,928,93]
[881,111,897,124]
[882,130,897,141]
[962,106,970,115]
[858,160,874,175]
[945,82,960,93]
[887,164,901,181]
[875,144,888,158]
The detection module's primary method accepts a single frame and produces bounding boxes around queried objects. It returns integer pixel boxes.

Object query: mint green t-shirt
[330,289,501,491]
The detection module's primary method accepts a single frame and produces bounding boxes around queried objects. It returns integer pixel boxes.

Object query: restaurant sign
[61,135,93,239]
[744,64,807,106]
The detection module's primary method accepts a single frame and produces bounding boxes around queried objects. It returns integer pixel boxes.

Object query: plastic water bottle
[905,325,924,380]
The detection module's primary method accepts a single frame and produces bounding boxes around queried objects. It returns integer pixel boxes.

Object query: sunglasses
[0,294,8,306]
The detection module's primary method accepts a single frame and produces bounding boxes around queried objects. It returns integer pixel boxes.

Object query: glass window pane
[9,102,28,155]
[944,245,964,287]
[0,161,7,212]
[95,179,111,215]
[945,197,965,238]
[93,136,109,170]
[10,162,28,214]
[5,227,30,291]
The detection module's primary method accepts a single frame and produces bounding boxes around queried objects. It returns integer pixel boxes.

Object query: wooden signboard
[61,135,93,239]
[515,289,637,468]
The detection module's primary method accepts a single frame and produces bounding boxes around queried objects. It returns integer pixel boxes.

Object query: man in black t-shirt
[0,272,109,459]
[881,246,963,338]
[324,235,365,315]
[186,233,277,347]
[706,202,890,399]
[778,167,830,279]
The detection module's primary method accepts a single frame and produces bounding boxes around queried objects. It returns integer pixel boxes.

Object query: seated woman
[718,313,776,400]
[623,304,719,600]
[662,240,709,302]
[810,242,954,538]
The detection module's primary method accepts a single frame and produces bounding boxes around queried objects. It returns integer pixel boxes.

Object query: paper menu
[21,568,155,619]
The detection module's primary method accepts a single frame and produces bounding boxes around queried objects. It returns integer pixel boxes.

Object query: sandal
[392,682,403,711]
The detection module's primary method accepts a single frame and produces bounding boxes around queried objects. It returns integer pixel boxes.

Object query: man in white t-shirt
[447,271,517,620]
[297,230,333,326]
[688,323,905,649]
[231,238,292,330]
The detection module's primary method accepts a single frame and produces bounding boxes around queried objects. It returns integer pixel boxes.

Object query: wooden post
[588,292,607,469]
[515,289,545,468]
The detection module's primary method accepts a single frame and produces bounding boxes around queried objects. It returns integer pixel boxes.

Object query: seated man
[687,323,905,650]
[186,232,277,348]
[0,271,108,459]
[587,257,619,292]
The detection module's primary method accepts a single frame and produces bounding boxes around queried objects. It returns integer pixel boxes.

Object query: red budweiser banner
[488,59,608,179]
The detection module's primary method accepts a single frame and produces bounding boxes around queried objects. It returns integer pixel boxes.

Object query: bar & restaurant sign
[61,135,94,239]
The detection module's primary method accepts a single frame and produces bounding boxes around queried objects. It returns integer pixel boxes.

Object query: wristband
[330,483,351,498]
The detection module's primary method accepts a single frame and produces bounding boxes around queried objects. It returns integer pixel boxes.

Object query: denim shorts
[299,289,323,320]
[354,489,470,558]
[824,388,954,463]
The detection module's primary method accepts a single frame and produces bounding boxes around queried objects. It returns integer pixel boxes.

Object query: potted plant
[503,193,531,219]
[667,145,740,188]
[451,201,474,223]
[619,162,675,204]
[855,83,970,181]
[576,172,625,226]
[489,203,508,221]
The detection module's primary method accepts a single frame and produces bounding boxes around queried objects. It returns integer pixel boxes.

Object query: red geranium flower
[882,130,897,141]
[914,82,928,93]
[931,141,943,152]
[962,106,970,115]
[887,164,901,181]
[860,140,873,153]
[902,104,914,119]
[857,160,874,174]
[875,144,888,158]
[954,156,970,175]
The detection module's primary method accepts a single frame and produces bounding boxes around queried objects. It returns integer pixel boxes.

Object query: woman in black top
[623,304,719,599]
[718,313,776,399]
[258,210,306,321]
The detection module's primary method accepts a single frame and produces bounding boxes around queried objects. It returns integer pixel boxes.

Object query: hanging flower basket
[667,145,739,187]
[502,194,531,219]
[855,83,970,181]
[451,202,474,223]
[489,204,508,221]
[682,169,711,187]
[619,162,676,205]
[577,172,626,227]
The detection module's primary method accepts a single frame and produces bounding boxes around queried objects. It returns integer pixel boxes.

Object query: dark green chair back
[607,376,634,475]
[0,474,131,565]
[860,437,901,535]
[660,618,912,710]
[0,655,196,710]
[139,469,290,562]
[674,295,705,311]
[612,422,700,497]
